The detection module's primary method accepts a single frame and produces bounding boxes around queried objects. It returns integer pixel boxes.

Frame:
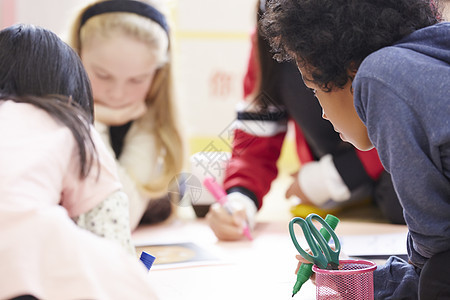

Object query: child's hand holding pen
[204,177,257,241]
[294,246,348,288]
[295,254,316,284]
[206,197,250,241]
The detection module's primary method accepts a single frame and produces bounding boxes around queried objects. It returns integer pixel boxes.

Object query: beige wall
[0,0,258,145]
[0,0,299,171]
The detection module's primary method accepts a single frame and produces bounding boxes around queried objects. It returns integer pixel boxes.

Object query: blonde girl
[67,0,184,230]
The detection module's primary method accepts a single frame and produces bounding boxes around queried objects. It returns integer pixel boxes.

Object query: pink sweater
[0,101,156,299]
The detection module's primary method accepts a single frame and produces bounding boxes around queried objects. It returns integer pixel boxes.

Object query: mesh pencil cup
[312,259,377,300]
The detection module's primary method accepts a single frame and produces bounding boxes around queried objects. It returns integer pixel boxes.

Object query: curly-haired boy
[261,0,450,298]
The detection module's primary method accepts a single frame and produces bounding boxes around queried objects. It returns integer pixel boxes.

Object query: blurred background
[0,0,299,174]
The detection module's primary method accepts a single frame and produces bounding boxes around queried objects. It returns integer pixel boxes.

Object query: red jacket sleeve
[223,129,286,209]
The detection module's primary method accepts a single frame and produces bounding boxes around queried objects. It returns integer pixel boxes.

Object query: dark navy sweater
[354,22,450,298]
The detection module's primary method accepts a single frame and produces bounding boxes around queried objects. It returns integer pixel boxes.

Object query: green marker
[291,214,340,297]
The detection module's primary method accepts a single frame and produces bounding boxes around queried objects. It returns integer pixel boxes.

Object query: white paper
[135,242,225,270]
[339,232,408,257]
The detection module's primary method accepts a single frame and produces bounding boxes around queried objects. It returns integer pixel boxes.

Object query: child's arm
[290,154,352,207]
[62,126,137,254]
[73,190,136,256]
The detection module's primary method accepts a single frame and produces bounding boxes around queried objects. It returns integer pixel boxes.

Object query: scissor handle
[289,217,324,267]
[289,214,341,269]
[306,214,341,269]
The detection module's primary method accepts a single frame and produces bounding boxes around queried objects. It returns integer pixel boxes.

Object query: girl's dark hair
[260,0,440,91]
[0,24,96,178]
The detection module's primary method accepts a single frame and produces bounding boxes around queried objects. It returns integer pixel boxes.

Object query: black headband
[80,0,169,34]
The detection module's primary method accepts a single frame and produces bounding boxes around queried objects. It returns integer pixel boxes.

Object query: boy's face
[297,65,374,151]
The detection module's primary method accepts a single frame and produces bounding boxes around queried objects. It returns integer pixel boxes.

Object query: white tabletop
[132,211,408,300]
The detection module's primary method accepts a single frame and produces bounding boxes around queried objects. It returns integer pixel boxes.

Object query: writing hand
[205,192,256,241]
[206,202,247,241]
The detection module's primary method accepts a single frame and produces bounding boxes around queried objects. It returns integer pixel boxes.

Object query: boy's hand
[295,254,316,283]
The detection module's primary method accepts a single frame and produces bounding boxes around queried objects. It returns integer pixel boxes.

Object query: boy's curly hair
[260,0,440,91]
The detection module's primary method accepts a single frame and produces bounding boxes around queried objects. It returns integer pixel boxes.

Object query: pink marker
[203,177,253,240]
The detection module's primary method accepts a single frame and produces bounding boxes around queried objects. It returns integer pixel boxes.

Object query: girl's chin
[94,101,130,109]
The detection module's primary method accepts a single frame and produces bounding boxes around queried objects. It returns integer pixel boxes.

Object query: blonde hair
[67,0,184,196]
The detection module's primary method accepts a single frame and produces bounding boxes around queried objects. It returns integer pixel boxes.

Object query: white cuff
[298,154,351,206]
[226,192,257,230]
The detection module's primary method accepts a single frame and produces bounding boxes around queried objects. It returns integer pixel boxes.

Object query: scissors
[289,213,341,270]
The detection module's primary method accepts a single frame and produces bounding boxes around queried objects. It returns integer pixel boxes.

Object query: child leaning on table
[0,24,156,299]
[206,0,405,242]
[66,0,185,230]
[260,0,450,299]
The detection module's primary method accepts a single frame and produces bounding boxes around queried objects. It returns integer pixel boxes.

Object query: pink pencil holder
[312,259,377,300]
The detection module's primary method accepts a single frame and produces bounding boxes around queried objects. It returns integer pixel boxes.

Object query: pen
[203,177,253,240]
[292,214,339,297]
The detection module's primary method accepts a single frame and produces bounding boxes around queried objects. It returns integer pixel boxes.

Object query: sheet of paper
[339,232,408,257]
[135,242,224,270]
